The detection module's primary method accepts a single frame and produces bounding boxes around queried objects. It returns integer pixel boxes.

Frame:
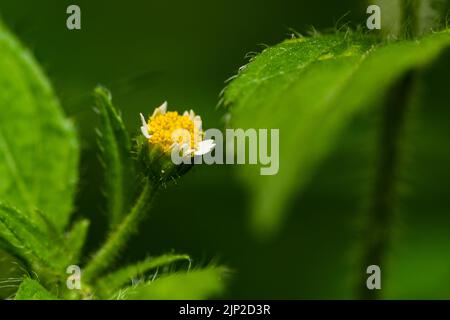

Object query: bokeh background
[0,0,449,299]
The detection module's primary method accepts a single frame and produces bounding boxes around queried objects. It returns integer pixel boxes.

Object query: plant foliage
[0,22,227,300]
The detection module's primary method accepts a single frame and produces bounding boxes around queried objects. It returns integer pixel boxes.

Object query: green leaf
[0,22,79,231]
[15,278,57,300]
[64,219,90,265]
[223,30,450,235]
[0,236,28,267]
[96,254,190,297]
[0,202,63,269]
[120,266,228,300]
[94,86,135,227]
[0,203,88,271]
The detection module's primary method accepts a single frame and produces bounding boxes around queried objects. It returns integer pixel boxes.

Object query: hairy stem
[358,72,416,299]
[401,0,421,38]
[83,180,157,283]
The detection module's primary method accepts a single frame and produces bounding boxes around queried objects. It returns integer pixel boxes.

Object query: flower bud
[136,102,215,183]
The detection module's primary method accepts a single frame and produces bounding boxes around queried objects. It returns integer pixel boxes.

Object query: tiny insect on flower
[140,101,215,157]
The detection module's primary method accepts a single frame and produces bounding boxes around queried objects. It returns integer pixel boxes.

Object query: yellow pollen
[147,111,200,152]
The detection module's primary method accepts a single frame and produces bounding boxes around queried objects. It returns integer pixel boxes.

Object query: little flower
[140,101,215,157]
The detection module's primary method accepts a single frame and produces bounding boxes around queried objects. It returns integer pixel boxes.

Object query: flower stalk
[357,71,416,299]
[83,101,214,287]
[83,179,158,283]
[401,0,421,39]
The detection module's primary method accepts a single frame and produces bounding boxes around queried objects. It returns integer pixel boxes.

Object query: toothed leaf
[0,236,29,267]
[64,219,90,265]
[97,254,190,296]
[0,202,63,269]
[94,86,135,227]
[120,266,228,300]
[0,22,79,232]
[15,278,57,300]
[224,30,450,236]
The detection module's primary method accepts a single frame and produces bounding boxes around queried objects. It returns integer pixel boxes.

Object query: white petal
[152,101,168,117]
[141,126,151,139]
[200,139,215,147]
[193,115,202,131]
[140,113,147,127]
[183,111,189,116]
[160,101,168,113]
[139,113,151,138]
[194,139,215,156]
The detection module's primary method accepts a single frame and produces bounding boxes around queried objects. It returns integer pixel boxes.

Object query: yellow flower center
[148,111,200,152]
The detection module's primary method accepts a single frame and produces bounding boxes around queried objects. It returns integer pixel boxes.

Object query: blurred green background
[1,0,449,299]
